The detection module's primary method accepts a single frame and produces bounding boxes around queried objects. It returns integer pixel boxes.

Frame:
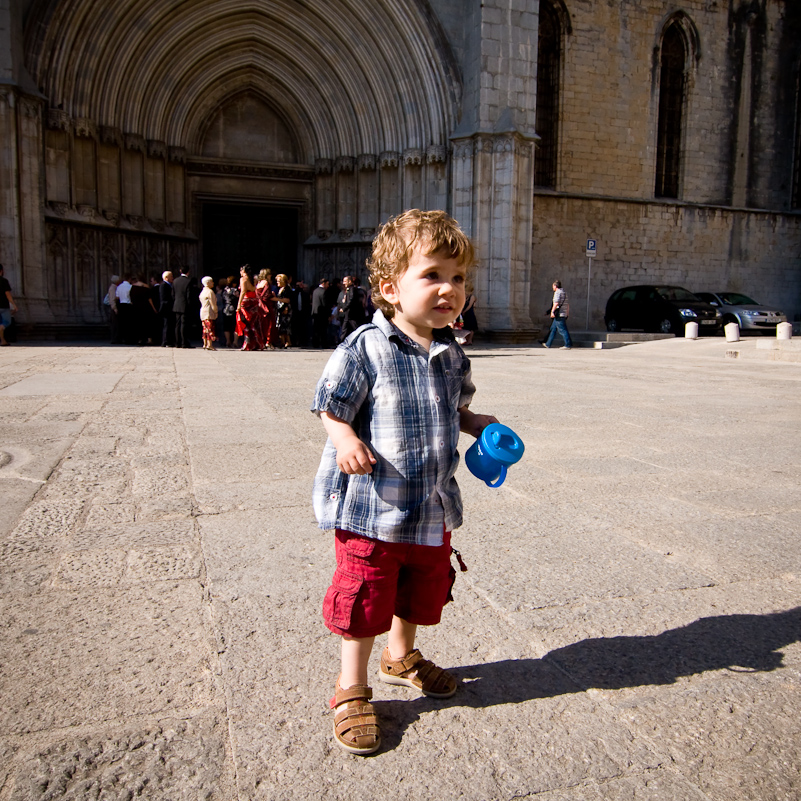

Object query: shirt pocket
[322,568,364,630]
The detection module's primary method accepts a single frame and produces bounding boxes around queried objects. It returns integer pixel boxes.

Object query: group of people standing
[106,267,484,351]
[233,265,295,351]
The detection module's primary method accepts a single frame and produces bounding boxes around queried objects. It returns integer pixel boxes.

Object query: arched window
[535,2,561,189]
[655,22,687,198]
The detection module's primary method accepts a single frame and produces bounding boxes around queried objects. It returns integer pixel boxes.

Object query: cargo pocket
[340,531,377,561]
[322,568,364,631]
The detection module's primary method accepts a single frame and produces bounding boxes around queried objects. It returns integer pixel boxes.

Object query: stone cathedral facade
[1,0,800,336]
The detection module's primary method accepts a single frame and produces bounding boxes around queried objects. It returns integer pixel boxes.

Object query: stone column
[451,131,536,338]
[426,145,448,212]
[402,148,424,210]
[122,134,145,225]
[98,126,122,217]
[314,158,334,239]
[16,93,50,319]
[72,118,98,212]
[447,0,539,338]
[379,151,400,223]
[335,156,356,239]
[166,147,186,229]
[357,154,378,239]
[0,87,22,289]
[145,140,166,228]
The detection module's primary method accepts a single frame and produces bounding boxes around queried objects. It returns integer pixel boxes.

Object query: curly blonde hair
[368,209,474,319]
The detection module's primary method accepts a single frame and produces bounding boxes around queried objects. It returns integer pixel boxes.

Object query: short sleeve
[311,344,369,424]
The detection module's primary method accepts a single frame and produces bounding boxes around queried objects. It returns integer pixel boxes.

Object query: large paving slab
[0,337,798,800]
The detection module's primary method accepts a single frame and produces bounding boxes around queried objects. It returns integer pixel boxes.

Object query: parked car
[694,292,787,334]
[604,285,721,335]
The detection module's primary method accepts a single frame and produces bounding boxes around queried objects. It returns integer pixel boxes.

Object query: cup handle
[485,464,507,488]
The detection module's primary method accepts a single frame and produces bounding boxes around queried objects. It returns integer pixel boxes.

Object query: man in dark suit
[311,277,330,348]
[158,270,175,347]
[338,274,367,338]
[172,267,194,348]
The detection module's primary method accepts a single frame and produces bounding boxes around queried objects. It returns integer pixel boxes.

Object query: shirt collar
[372,309,457,356]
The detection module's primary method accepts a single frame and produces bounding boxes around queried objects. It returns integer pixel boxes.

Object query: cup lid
[481,423,525,465]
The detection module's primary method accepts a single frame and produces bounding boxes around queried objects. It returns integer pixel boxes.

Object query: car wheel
[658,318,673,334]
[606,318,619,332]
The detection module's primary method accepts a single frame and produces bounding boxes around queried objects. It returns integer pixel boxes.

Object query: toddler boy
[311,209,498,754]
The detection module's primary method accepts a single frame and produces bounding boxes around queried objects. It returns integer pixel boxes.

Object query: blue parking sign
[586,239,596,257]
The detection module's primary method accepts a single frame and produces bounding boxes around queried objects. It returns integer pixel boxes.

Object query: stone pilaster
[451,131,536,336]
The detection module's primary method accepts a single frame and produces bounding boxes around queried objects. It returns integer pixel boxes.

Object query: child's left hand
[458,408,499,438]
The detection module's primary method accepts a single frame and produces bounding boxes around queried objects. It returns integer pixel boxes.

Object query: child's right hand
[336,437,377,475]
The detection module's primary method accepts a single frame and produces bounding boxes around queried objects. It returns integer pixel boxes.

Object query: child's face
[380,245,467,344]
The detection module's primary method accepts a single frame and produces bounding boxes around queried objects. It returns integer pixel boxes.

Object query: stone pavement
[0,337,799,801]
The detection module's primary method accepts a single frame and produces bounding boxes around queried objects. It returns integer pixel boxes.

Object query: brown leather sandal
[330,681,381,755]
[378,647,457,698]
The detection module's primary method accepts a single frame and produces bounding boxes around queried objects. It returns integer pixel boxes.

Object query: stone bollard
[777,322,792,340]
[725,322,740,342]
[684,322,698,339]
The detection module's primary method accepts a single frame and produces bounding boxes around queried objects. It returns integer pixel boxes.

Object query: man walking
[543,280,572,349]
[172,267,194,348]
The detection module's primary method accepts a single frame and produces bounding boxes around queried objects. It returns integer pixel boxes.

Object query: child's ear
[379,278,400,307]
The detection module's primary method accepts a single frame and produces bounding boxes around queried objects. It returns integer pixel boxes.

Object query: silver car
[695,292,787,333]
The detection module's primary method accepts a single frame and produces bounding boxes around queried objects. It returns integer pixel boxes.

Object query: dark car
[604,285,721,335]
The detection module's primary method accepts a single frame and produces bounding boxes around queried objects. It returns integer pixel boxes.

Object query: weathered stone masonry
[1,0,799,334]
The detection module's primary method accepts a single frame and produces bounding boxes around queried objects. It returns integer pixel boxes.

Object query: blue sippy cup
[464,423,525,488]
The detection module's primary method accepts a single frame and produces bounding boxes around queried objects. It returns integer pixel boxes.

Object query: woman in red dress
[235,265,265,350]
[256,269,277,348]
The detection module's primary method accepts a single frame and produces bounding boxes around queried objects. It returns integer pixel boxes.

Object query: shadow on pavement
[374,606,800,751]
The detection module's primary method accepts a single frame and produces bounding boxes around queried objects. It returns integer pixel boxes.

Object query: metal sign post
[585,239,596,330]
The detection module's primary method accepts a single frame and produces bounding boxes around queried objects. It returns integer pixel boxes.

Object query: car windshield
[717,292,757,305]
[657,287,698,302]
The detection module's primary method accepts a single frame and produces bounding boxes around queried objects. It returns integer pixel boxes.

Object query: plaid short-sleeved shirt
[311,309,475,546]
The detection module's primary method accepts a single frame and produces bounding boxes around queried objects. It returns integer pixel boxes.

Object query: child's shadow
[374,606,801,751]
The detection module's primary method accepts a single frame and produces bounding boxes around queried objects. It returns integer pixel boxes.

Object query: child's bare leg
[340,634,374,688]
[387,616,417,659]
[380,616,456,698]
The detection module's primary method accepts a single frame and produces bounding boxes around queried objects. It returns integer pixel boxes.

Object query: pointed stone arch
[24,0,460,160]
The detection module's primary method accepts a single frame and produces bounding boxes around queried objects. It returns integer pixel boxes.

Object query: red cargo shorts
[323,528,456,638]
